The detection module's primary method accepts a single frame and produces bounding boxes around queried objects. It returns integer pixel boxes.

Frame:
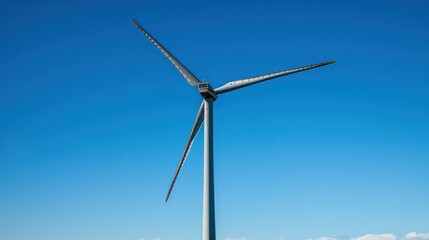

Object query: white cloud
[223,237,248,240]
[140,237,161,240]
[402,233,429,240]
[307,232,429,240]
[352,233,397,240]
[307,237,337,240]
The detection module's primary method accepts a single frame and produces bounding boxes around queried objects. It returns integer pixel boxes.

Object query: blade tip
[130,19,140,28]
[165,191,171,203]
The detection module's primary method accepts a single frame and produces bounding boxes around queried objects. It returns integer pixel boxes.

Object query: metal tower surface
[131,19,335,240]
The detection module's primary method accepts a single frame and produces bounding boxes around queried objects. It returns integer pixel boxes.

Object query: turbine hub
[198,83,217,100]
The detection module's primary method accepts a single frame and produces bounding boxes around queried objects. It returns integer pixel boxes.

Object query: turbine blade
[131,19,201,87]
[165,101,205,203]
[214,60,336,94]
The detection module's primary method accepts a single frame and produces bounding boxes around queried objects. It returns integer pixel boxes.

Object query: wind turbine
[131,19,335,240]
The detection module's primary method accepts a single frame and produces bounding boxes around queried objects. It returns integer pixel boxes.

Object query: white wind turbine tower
[132,19,335,240]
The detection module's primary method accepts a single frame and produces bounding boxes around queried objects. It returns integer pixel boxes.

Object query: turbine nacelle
[198,83,217,100]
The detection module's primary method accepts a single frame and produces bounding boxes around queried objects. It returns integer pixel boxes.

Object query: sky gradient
[0,1,428,240]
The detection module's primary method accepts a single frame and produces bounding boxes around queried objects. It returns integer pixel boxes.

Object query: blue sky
[0,1,428,240]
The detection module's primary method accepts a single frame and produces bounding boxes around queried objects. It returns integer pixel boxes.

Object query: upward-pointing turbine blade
[165,101,205,203]
[214,60,336,94]
[131,19,201,87]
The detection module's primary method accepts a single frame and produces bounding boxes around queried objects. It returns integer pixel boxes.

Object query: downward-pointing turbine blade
[165,101,205,203]
[131,19,201,87]
[214,60,336,94]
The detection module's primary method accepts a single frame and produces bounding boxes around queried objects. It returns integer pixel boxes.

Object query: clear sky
[0,1,428,240]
